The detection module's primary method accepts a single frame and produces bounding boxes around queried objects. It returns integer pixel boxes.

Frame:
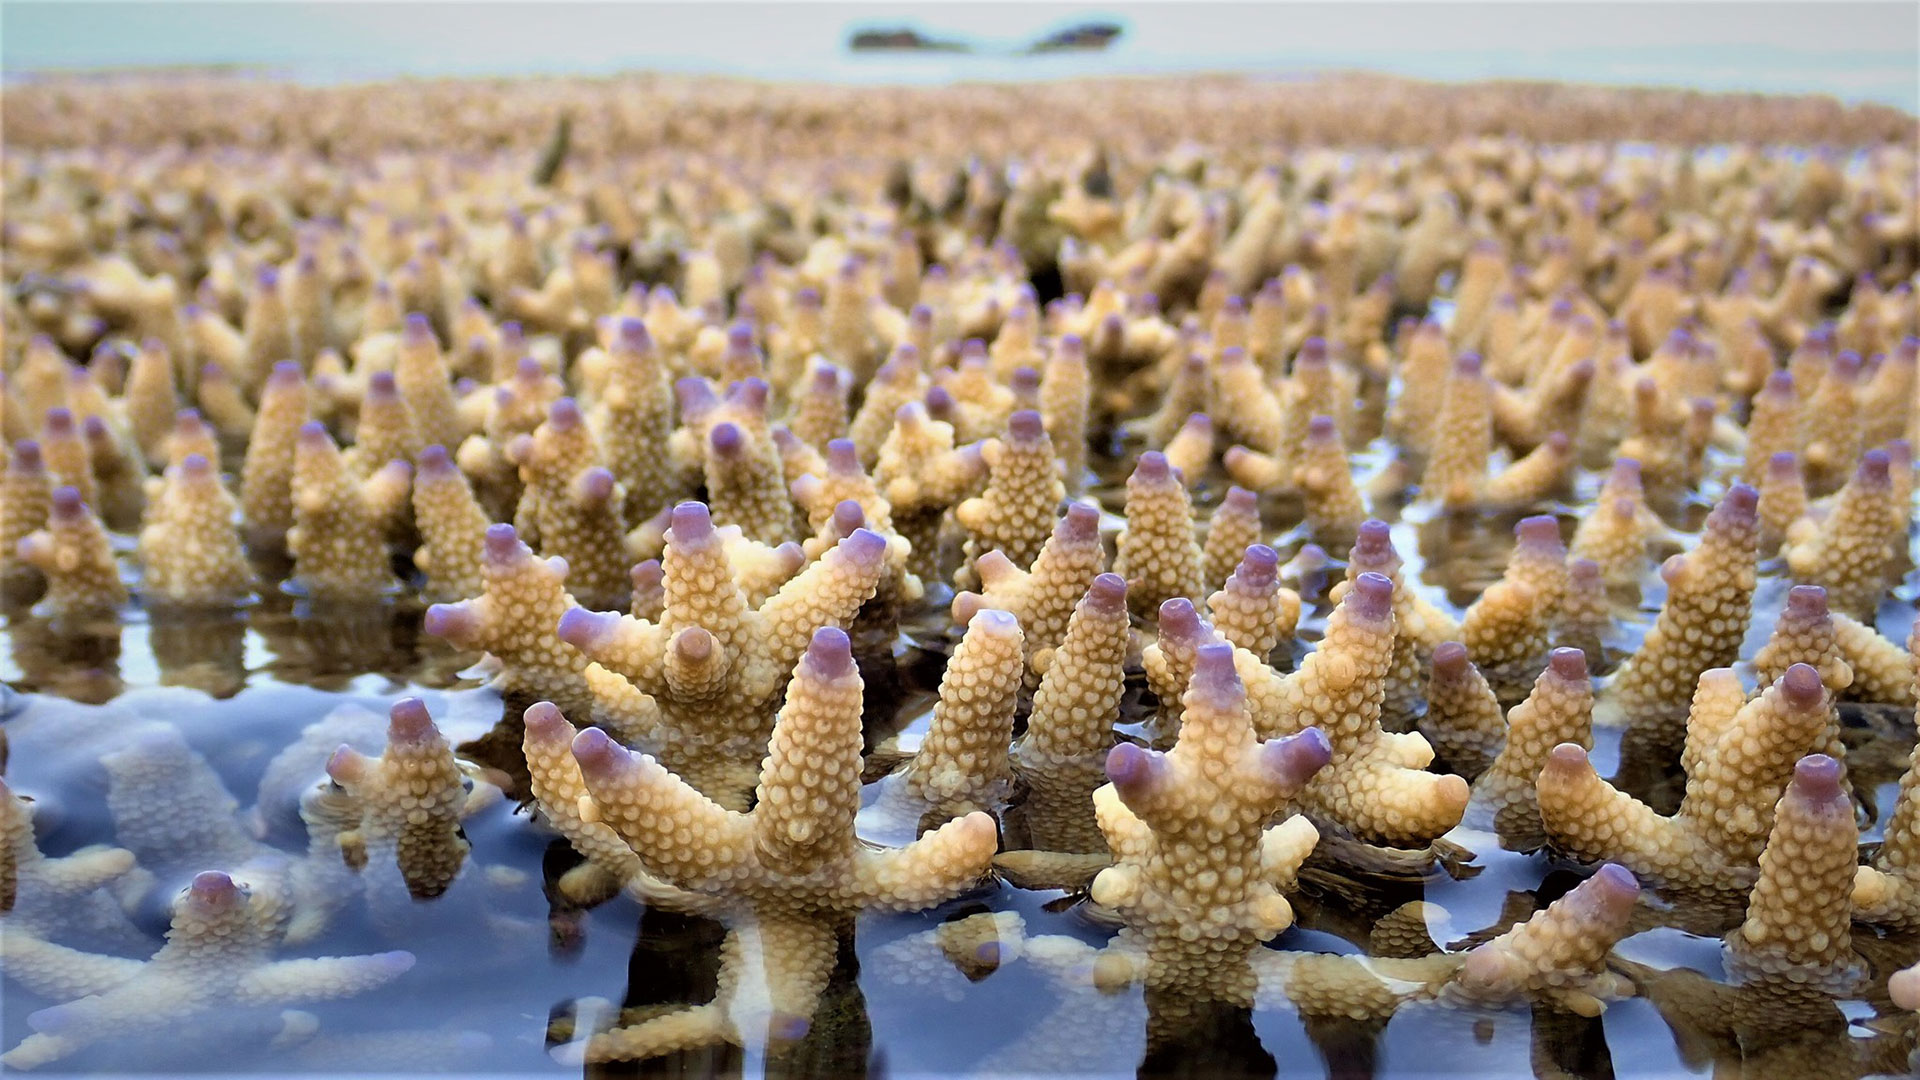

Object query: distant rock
[848,27,971,53]
[1021,22,1124,54]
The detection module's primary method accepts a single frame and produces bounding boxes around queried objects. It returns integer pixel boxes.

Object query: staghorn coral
[1090,642,1333,950]
[323,698,482,901]
[237,362,310,552]
[287,421,410,601]
[1445,863,1640,1016]
[2,439,54,601]
[556,502,887,806]
[954,409,1065,582]
[17,486,126,619]
[409,444,492,603]
[1421,641,1507,779]
[1784,447,1908,621]
[1853,624,1920,927]
[1113,451,1206,618]
[1725,754,1864,989]
[513,398,628,611]
[1537,663,1835,897]
[892,608,1025,817]
[2,871,415,1071]
[1468,647,1595,852]
[952,500,1106,679]
[137,453,253,608]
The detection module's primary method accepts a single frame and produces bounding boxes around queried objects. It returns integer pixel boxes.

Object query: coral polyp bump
[2,68,1918,1076]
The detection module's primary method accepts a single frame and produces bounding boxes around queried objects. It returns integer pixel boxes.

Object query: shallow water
[5,421,1919,1078]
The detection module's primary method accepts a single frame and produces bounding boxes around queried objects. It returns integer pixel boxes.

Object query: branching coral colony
[1,70,1918,1073]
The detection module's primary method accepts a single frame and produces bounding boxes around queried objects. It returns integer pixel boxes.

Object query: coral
[953,501,1107,678]
[514,398,629,610]
[1445,863,1640,1016]
[137,453,253,608]
[895,608,1025,816]
[2,439,53,600]
[1468,647,1594,852]
[323,698,480,900]
[1113,451,1206,618]
[17,487,126,619]
[238,362,310,552]
[1090,642,1333,950]
[409,444,492,603]
[1421,641,1506,779]
[955,409,1065,580]
[1785,447,1908,621]
[557,502,887,805]
[287,421,410,601]
[2,871,415,1071]
[1537,663,1834,896]
[1725,754,1864,989]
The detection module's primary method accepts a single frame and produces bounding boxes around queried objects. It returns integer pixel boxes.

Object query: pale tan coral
[288,422,410,601]
[1742,369,1802,484]
[1555,557,1612,658]
[953,501,1106,677]
[1801,350,1866,495]
[898,608,1025,814]
[1604,483,1758,739]
[955,409,1065,578]
[1756,451,1809,556]
[424,523,657,736]
[1211,346,1284,455]
[409,444,491,602]
[1447,863,1640,1016]
[1538,664,1834,896]
[1246,573,1470,847]
[1198,487,1259,593]
[873,398,984,580]
[344,371,419,480]
[1161,413,1214,491]
[591,317,680,525]
[38,407,93,509]
[1203,543,1298,659]
[1091,642,1332,950]
[1,438,53,600]
[569,626,997,911]
[1114,451,1206,618]
[1461,578,1549,708]
[1,871,414,1072]
[238,362,310,551]
[1330,520,1460,724]
[1726,754,1863,988]
[1854,626,1920,927]
[1470,647,1594,852]
[1751,585,1853,770]
[1294,416,1368,547]
[514,397,629,610]
[137,453,253,608]
[1419,354,1492,508]
[1421,641,1506,779]
[1008,573,1131,863]
[849,347,931,465]
[558,503,886,805]
[17,486,125,618]
[121,338,179,467]
[324,698,474,900]
[1041,334,1091,493]
[1785,447,1907,621]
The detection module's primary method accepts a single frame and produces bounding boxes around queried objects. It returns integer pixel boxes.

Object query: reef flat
[1,71,1918,1076]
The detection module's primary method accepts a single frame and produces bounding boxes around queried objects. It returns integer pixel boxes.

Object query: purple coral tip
[831,499,866,535]
[368,370,398,398]
[43,407,75,436]
[569,727,627,778]
[672,626,715,663]
[618,317,651,348]
[1105,742,1162,796]
[1779,663,1824,709]
[580,467,616,503]
[389,697,436,743]
[669,502,714,546]
[1580,864,1640,918]
[1132,451,1171,483]
[1790,753,1845,802]
[1008,409,1045,442]
[1233,544,1279,589]
[181,453,214,477]
[269,360,304,387]
[1515,515,1563,551]
[809,363,842,394]
[405,312,433,340]
[522,701,571,742]
[1785,585,1827,619]
[826,439,860,475]
[839,527,887,566]
[189,870,240,906]
[1060,501,1100,541]
[1352,520,1394,564]
[557,606,620,650]
[1545,742,1592,773]
[421,602,476,642]
[13,439,44,471]
[1548,647,1589,680]
[803,626,855,680]
[1858,449,1892,487]
[1454,353,1483,377]
[48,485,84,520]
[1298,337,1328,365]
[1716,482,1758,523]
[1306,415,1337,443]
[1432,641,1469,676]
[1157,597,1205,646]
[1192,641,1241,691]
[483,523,523,562]
[709,421,745,457]
[632,559,662,588]
[297,420,331,449]
[1010,367,1040,394]
[728,378,770,414]
[925,385,956,419]
[1263,726,1333,788]
[1084,572,1127,616]
[417,444,453,473]
[1221,486,1256,516]
[1768,451,1799,477]
[1347,572,1394,623]
[549,397,582,431]
[970,608,1021,639]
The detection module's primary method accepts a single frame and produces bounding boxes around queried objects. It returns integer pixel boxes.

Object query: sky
[3,2,1916,112]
